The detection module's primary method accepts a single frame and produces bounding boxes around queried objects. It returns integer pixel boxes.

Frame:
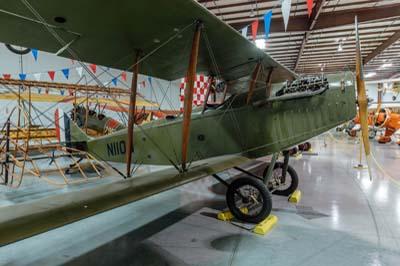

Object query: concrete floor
[1,132,400,266]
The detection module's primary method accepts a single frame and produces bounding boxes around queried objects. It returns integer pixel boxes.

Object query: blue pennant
[263,10,273,42]
[31,49,38,61]
[19,73,26,80]
[112,77,117,86]
[61,68,70,80]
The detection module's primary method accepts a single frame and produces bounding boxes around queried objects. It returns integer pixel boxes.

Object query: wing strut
[202,76,215,114]
[126,51,141,177]
[265,69,274,98]
[181,21,203,171]
[246,62,262,104]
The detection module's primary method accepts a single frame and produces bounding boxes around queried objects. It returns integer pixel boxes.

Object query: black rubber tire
[288,147,298,155]
[226,177,272,224]
[368,130,376,139]
[5,44,31,55]
[263,162,299,196]
[304,142,311,151]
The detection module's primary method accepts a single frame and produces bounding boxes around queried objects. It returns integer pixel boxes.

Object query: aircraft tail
[55,108,90,150]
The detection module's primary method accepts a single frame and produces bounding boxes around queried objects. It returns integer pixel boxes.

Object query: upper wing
[0,0,296,83]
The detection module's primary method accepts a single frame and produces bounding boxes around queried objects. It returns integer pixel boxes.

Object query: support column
[181,22,202,171]
[265,69,273,98]
[263,152,278,184]
[126,51,141,177]
[246,62,261,104]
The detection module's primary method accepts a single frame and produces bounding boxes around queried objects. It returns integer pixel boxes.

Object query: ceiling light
[338,44,343,52]
[255,39,266,49]
[365,72,376,78]
[381,63,393,68]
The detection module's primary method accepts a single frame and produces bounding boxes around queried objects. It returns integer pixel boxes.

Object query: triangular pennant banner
[281,0,292,31]
[307,0,313,17]
[38,88,42,94]
[3,74,11,80]
[48,71,55,81]
[121,72,127,81]
[19,73,26,81]
[76,67,83,77]
[45,89,49,94]
[263,10,273,42]
[60,90,65,96]
[89,64,97,74]
[142,80,146,88]
[251,20,259,41]
[241,26,248,38]
[112,78,117,86]
[69,89,74,96]
[34,73,41,82]
[61,68,70,80]
[148,76,152,85]
[71,58,75,64]
[31,49,38,61]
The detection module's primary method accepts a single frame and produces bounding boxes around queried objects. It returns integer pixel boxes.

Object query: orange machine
[374,109,400,144]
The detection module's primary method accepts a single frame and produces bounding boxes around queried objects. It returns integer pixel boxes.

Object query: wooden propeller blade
[355,16,372,179]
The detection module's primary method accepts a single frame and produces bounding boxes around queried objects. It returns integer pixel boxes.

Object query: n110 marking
[107,140,126,156]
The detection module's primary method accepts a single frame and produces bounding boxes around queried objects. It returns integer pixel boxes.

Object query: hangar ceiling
[199,0,400,80]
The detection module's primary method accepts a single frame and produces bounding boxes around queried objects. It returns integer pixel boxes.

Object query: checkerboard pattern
[179,75,210,112]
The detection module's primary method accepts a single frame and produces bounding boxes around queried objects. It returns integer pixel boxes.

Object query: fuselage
[85,72,357,165]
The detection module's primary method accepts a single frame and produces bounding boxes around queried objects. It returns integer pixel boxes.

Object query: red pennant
[48,71,55,81]
[142,80,146,88]
[3,74,11,80]
[45,89,49,94]
[251,20,259,41]
[69,89,74,96]
[121,72,127,81]
[89,64,97,74]
[307,0,313,17]
[71,58,75,64]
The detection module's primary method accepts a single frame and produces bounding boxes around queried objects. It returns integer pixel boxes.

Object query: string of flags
[1,64,152,89]
[239,0,314,42]
[2,48,153,89]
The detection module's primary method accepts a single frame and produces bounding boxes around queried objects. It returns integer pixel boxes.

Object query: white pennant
[281,0,292,31]
[76,67,83,77]
[241,26,248,38]
[33,73,41,82]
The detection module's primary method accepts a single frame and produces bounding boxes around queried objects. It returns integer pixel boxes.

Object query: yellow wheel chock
[217,207,248,221]
[253,215,278,235]
[288,189,302,203]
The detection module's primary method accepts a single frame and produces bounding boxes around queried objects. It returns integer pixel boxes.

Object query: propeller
[355,16,372,180]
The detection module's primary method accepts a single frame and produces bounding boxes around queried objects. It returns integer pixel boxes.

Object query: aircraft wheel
[264,162,299,196]
[368,129,376,139]
[226,177,272,224]
[304,142,311,151]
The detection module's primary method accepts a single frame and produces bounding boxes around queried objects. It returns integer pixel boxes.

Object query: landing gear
[226,177,272,224]
[213,150,299,224]
[264,162,299,196]
[298,142,311,151]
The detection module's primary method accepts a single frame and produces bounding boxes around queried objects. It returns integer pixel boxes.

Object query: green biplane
[0,0,371,246]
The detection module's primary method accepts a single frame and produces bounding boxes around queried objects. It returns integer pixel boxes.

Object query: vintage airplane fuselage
[82,73,356,165]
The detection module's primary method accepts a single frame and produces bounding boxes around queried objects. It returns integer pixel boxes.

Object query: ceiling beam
[294,0,326,70]
[363,30,400,65]
[230,4,400,33]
